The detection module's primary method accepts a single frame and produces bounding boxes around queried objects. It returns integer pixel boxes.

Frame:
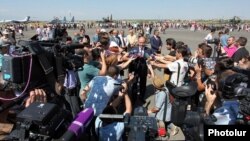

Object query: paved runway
[18,27,250,52]
[17,28,250,141]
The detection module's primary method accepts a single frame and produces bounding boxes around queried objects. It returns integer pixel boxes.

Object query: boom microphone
[60,108,94,141]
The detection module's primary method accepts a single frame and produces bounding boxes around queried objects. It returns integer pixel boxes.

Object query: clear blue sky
[0,0,249,21]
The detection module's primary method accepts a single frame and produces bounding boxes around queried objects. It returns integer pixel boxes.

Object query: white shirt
[36,28,42,35]
[204,33,213,46]
[167,59,188,87]
[118,34,127,47]
[139,47,145,57]
[204,33,213,41]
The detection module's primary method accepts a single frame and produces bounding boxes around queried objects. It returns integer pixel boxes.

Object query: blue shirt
[220,34,229,47]
[95,117,124,141]
[84,76,120,116]
[155,88,172,122]
[0,54,3,71]
[92,34,99,43]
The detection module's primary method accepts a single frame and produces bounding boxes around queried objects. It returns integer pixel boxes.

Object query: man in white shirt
[204,28,216,46]
[151,46,189,87]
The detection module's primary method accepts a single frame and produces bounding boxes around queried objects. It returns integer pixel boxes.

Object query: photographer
[196,43,212,59]
[81,65,128,140]
[204,57,234,116]
[82,65,128,116]
[78,48,107,101]
[205,72,245,125]
[194,58,216,108]
[95,88,132,141]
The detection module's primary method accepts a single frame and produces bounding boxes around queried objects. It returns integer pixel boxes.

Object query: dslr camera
[206,38,220,45]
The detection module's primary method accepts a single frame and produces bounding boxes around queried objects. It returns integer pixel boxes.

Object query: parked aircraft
[0,16,30,23]
[48,16,76,24]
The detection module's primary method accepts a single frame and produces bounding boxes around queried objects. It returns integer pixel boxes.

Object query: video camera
[0,40,85,140]
[8,102,72,141]
[184,56,205,68]
[98,106,158,141]
[1,40,84,85]
[218,73,250,124]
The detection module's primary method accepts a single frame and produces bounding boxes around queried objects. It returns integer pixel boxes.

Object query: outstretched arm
[151,61,170,69]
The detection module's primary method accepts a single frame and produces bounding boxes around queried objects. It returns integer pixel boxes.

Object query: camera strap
[36,54,58,95]
[176,62,180,86]
[162,90,169,122]
[169,62,180,86]
[54,56,65,84]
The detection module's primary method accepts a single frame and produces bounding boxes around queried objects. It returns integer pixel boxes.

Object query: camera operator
[194,58,216,107]
[203,56,249,123]
[183,42,212,69]
[77,48,107,102]
[95,87,132,141]
[185,43,213,83]
[82,65,127,116]
[204,71,247,125]
[204,57,234,115]
[81,65,128,140]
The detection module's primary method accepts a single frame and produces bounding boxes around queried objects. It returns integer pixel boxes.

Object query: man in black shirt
[232,37,249,64]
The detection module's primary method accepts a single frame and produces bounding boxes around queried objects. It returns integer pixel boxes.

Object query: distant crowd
[0,21,250,140]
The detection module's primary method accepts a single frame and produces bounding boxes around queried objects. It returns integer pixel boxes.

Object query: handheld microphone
[60,108,94,141]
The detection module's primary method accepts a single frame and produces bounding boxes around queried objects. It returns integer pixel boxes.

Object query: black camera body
[99,107,158,141]
[207,38,220,45]
[9,102,72,140]
[184,57,204,67]
[2,41,84,85]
